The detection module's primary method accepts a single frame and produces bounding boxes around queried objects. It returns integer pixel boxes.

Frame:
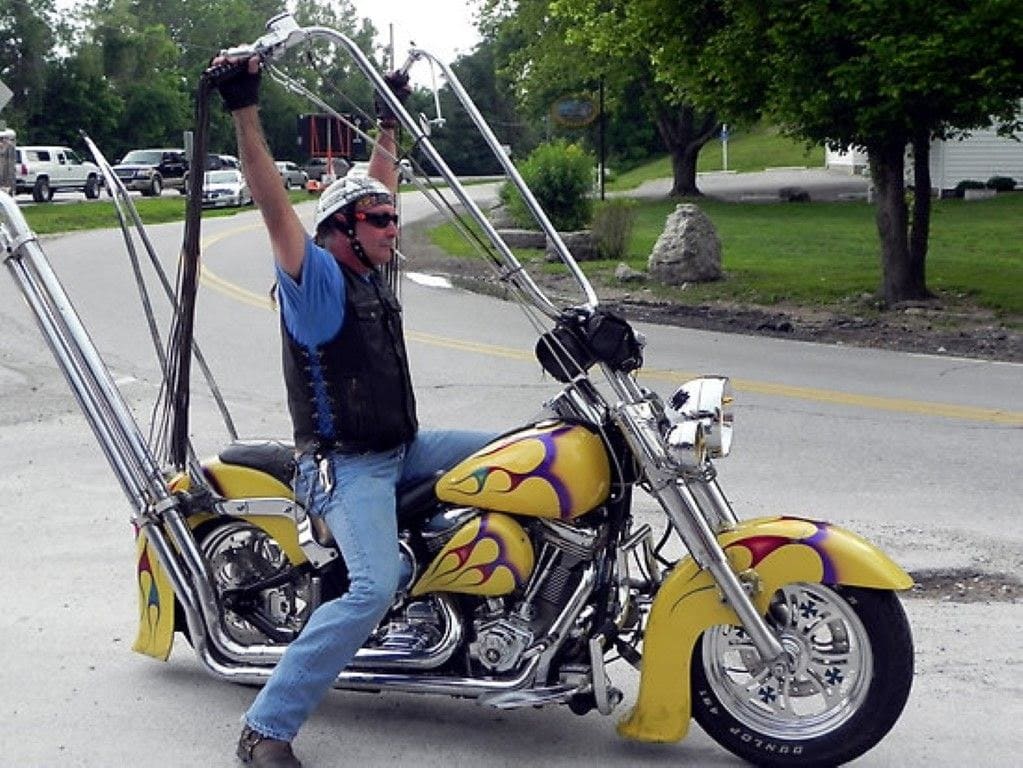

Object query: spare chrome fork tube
[0,193,200,621]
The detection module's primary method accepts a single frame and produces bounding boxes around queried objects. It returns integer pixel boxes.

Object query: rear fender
[617,516,912,743]
[132,466,305,660]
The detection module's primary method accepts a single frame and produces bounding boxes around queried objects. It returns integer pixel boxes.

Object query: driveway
[631,167,871,202]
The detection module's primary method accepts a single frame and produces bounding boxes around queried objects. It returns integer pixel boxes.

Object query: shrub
[500,140,594,231]
[591,199,637,260]
[953,179,987,197]
[986,176,1016,192]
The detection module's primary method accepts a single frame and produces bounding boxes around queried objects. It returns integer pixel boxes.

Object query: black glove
[206,58,262,112]
[374,70,411,126]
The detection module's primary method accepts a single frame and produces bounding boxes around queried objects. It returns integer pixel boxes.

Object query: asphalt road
[0,184,1020,766]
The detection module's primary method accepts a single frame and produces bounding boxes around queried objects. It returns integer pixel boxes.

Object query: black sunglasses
[355,211,399,229]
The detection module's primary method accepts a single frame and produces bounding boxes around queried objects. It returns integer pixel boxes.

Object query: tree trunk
[908,132,934,298]
[654,105,718,197]
[868,141,929,306]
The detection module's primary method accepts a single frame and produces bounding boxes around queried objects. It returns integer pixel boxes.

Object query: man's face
[352,203,399,266]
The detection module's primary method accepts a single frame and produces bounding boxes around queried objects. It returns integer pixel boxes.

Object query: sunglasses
[355,211,399,229]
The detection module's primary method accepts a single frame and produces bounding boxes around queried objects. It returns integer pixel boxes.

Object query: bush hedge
[501,140,594,231]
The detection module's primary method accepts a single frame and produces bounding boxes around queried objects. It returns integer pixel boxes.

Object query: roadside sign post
[721,123,729,171]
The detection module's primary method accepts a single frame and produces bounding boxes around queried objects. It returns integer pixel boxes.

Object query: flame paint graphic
[136,537,161,638]
[415,515,530,595]
[729,519,838,583]
[452,427,574,519]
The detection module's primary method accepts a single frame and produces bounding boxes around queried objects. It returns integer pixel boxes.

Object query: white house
[826,113,1023,193]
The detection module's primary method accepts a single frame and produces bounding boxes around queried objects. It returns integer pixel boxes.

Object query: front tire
[691,584,913,767]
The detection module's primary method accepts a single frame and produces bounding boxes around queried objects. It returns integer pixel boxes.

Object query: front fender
[617,516,912,743]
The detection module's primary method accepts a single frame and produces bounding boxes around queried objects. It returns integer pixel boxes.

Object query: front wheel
[691,584,913,767]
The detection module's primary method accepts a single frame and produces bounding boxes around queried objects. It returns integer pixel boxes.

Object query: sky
[349,0,483,72]
[50,1,484,74]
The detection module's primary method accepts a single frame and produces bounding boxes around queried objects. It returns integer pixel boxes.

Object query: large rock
[648,204,722,284]
[497,229,547,249]
[546,231,599,262]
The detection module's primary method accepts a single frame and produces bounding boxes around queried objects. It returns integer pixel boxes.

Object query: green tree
[415,38,538,176]
[0,0,59,134]
[26,56,123,149]
[480,0,715,195]
[602,0,1023,305]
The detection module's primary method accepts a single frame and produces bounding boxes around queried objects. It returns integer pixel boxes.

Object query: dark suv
[112,148,188,196]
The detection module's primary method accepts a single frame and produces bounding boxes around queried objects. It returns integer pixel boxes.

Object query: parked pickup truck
[15,145,103,202]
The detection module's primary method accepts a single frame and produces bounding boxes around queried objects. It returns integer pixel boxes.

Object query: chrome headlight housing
[667,376,734,458]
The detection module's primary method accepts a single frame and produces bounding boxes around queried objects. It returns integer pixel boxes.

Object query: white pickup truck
[15,145,103,202]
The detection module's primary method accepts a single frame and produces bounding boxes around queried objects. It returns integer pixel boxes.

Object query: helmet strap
[341,214,376,272]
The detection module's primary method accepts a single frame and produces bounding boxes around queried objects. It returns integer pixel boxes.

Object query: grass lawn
[17,189,310,235]
[430,192,1023,320]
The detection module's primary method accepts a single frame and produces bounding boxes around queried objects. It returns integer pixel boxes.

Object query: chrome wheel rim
[701,583,873,739]
[201,521,312,645]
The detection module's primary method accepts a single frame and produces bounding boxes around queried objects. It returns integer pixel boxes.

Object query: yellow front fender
[617,516,912,743]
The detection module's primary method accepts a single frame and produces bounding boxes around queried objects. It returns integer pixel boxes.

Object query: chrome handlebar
[230,12,599,319]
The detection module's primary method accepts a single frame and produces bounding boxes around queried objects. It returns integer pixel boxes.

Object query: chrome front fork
[650,470,785,662]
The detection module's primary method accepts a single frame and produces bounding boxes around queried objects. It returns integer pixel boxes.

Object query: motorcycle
[0,13,913,766]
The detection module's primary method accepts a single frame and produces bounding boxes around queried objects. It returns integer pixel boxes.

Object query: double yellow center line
[199,227,1021,427]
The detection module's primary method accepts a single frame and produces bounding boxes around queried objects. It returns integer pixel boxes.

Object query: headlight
[665,419,706,469]
[667,376,734,458]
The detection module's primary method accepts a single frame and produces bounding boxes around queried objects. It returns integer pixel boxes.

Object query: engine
[469,518,602,673]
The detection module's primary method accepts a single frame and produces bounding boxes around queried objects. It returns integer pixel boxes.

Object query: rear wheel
[691,584,913,767]
[84,175,100,199]
[32,177,52,202]
[197,520,314,645]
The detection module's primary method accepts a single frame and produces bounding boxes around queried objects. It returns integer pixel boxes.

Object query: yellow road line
[198,239,1021,427]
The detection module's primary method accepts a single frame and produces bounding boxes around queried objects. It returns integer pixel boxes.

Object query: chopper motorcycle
[0,13,913,766]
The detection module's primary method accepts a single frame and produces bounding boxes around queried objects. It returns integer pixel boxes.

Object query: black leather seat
[216,441,444,525]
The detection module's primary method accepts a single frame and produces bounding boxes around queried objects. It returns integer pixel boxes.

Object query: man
[211,56,493,768]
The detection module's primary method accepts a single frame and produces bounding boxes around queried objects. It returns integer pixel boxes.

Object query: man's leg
[399,428,497,485]
[244,448,403,741]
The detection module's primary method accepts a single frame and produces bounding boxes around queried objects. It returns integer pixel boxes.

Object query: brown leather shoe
[237,725,303,768]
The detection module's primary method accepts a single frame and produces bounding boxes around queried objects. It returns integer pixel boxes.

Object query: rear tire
[32,177,52,202]
[691,585,913,767]
[84,175,100,199]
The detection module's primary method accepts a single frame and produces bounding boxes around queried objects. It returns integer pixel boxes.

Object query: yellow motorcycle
[0,13,913,766]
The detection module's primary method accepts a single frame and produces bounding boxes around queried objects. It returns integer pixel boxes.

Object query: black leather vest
[282,264,418,454]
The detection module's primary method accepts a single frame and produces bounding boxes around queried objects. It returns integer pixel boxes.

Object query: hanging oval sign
[551,95,598,128]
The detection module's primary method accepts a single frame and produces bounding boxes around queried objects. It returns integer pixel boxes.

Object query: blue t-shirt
[275,236,347,347]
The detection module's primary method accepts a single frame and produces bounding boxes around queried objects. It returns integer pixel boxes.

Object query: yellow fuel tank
[435,421,611,520]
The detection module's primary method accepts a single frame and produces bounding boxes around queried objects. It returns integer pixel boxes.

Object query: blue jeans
[244,428,495,741]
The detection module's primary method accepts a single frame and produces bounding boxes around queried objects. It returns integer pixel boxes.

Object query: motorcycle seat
[216,440,444,524]
[218,439,296,488]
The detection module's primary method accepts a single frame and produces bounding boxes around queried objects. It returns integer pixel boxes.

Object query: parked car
[202,169,252,208]
[15,145,103,202]
[303,156,350,182]
[275,161,308,189]
[207,153,241,170]
[112,148,188,196]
